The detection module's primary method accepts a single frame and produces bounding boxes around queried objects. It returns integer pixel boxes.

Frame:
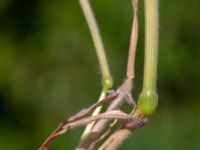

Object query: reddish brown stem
[126,0,139,79]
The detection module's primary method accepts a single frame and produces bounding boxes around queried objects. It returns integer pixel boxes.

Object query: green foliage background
[0,0,200,149]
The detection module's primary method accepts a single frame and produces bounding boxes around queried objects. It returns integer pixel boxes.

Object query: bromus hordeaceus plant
[39,0,159,149]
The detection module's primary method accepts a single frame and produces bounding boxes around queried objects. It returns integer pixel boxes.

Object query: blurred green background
[0,0,200,149]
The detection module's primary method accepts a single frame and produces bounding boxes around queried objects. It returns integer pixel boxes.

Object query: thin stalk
[126,0,139,79]
[79,0,113,145]
[138,0,159,116]
[79,0,112,87]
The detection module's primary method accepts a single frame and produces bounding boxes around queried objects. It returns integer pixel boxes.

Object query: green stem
[138,0,159,116]
[79,0,113,88]
[143,0,158,91]
[78,0,113,146]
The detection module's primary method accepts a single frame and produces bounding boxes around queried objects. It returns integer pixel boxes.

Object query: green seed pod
[138,90,158,116]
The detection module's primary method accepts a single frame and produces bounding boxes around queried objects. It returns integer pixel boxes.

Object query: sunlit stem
[138,0,159,116]
[79,0,113,145]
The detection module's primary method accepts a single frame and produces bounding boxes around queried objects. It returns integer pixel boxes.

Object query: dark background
[0,0,200,149]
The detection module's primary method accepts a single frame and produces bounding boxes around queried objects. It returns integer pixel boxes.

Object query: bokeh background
[0,0,200,149]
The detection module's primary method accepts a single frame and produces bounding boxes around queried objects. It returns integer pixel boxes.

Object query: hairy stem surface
[79,0,112,86]
[79,0,113,146]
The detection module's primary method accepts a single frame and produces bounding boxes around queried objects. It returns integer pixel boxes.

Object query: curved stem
[78,0,113,147]
[79,0,113,88]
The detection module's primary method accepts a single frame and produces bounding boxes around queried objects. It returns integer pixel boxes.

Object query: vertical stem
[143,0,159,91]
[126,0,139,79]
[138,0,159,116]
